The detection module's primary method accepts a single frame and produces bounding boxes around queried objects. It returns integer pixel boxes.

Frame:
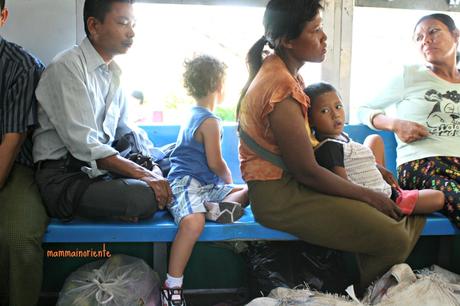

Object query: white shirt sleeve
[357,70,405,130]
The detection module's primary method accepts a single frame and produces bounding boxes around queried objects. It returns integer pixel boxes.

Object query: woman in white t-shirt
[358,13,460,227]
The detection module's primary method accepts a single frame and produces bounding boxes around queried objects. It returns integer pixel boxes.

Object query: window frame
[356,0,460,12]
[75,0,460,123]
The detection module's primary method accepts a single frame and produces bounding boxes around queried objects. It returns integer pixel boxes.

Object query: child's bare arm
[375,164,399,188]
[197,118,233,184]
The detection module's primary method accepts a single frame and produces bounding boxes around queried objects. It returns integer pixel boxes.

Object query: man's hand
[140,172,172,209]
[393,119,429,143]
[97,154,172,209]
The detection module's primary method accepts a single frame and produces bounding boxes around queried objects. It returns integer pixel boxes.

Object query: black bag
[112,132,175,176]
[112,132,155,170]
[153,142,175,177]
[246,241,351,299]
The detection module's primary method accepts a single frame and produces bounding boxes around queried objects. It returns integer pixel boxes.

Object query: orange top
[239,54,318,182]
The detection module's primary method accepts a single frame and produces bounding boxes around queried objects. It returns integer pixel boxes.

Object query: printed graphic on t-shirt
[425,89,460,136]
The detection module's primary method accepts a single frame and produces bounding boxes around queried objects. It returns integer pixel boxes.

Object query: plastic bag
[363,263,460,306]
[246,241,350,299]
[247,287,359,306]
[57,254,160,306]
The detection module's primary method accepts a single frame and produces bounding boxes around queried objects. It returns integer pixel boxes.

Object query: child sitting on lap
[305,82,444,215]
[162,55,249,306]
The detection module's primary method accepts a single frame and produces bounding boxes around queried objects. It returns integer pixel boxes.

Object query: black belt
[35,159,67,170]
[35,156,88,171]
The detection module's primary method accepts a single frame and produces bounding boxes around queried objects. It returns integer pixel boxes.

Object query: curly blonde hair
[183,55,227,99]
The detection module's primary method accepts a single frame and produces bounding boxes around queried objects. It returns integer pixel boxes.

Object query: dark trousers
[0,164,49,306]
[35,158,158,220]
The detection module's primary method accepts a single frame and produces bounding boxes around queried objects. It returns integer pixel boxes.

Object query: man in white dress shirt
[33,0,172,220]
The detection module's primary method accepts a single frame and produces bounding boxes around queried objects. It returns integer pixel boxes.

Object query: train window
[116,3,322,123]
[348,6,460,122]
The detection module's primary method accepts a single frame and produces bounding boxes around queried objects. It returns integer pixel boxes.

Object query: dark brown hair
[83,0,134,37]
[414,13,457,33]
[236,0,323,117]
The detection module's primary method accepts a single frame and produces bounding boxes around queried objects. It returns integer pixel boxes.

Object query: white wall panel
[76,0,85,43]
[1,0,77,65]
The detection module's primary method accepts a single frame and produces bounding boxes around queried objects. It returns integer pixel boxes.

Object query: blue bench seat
[43,207,295,243]
[42,124,460,242]
[43,210,459,243]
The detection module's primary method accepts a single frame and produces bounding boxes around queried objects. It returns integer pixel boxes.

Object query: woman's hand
[363,189,403,221]
[393,119,429,143]
[376,164,399,188]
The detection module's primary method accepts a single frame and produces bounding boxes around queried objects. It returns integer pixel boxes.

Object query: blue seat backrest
[140,124,398,183]
[141,124,244,184]
[343,124,398,177]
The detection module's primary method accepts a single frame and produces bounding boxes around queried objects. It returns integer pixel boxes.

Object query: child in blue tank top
[161,55,249,306]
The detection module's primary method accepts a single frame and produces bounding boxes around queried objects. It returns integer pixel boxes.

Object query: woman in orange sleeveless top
[237,0,425,291]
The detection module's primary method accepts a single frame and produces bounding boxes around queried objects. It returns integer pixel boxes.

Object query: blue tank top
[167,106,222,185]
